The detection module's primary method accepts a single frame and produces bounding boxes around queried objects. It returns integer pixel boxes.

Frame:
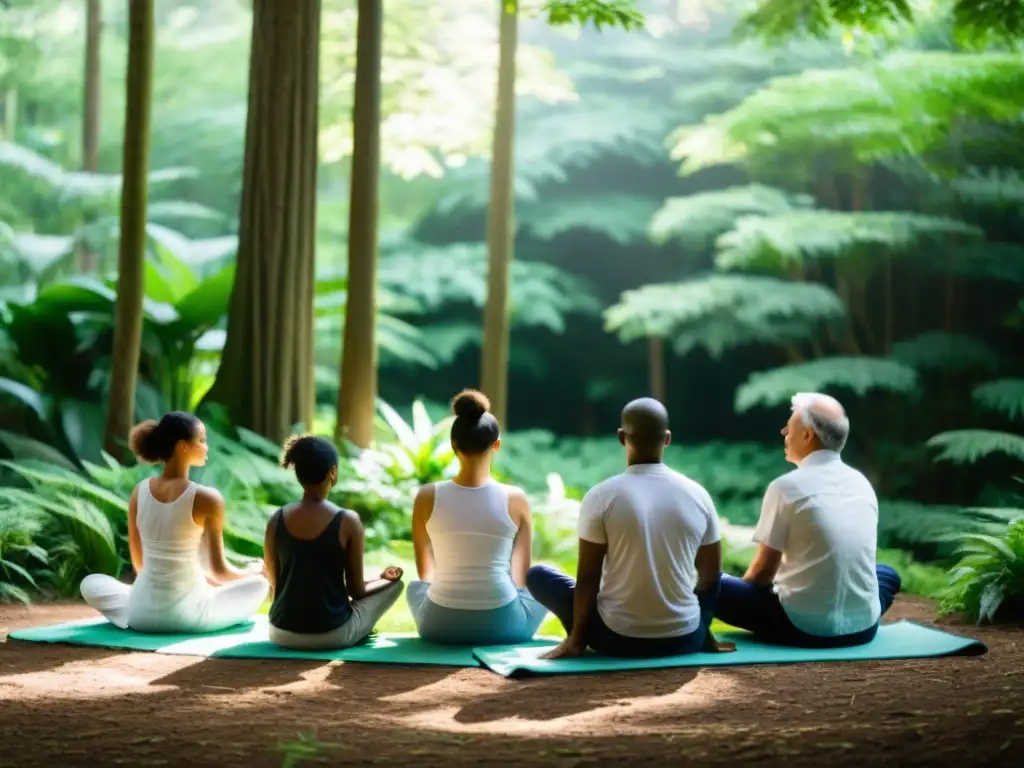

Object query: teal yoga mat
[7,616,554,667]
[472,620,987,678]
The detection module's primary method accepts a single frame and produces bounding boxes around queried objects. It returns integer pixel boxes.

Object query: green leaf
[735,357,919,412]
[0,430,77,471]
[173,264,236,333]
[927,430,1024,464]
[979,581,1006,623]
[973,379,1024,422]
[890,332,1001,375]
[0,377,48,420]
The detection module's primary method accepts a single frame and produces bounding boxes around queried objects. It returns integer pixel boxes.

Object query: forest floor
[0,597,1021,767]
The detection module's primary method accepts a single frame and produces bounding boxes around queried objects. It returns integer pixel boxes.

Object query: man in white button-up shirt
[714,392,902,647]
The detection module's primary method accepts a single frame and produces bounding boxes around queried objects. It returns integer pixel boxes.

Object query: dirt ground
[0,598,1021,767]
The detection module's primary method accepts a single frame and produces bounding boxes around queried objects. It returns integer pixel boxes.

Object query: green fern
[928,430,1024,464]
[671,52,1024,175]
[735,356,919,412]
[521,193,662,245]
[890,332,1001,375]
[715,210,983,271]
[648,184,813,248]
[973,379,1024,422]
[604,274,845,357]
[940,519,1024,624]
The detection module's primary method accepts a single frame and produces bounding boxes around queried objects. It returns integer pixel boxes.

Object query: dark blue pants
[526,564,719,658]
[714,564,902,648]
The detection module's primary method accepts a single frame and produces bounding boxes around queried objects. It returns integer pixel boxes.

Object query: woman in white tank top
[79,412,269,633]
[407,390,548,645]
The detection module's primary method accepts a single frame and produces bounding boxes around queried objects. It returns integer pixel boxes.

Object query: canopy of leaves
[521,192,662,244]
[671,51,1024,176]
[715,210,984,271]
[649,184,814,248]
[890,332,1001,375]
[604,274,845,357]
[734,0,1024,44]
[735,356,919,411]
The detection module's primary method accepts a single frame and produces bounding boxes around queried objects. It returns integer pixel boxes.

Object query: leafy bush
[940,519,1024,623]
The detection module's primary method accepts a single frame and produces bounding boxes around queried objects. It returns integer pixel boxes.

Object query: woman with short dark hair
[264,435,404,650]
[407,390,548,645]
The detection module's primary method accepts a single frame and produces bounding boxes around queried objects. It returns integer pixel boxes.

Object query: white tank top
[127,479,208,628]
[425,480,519,610]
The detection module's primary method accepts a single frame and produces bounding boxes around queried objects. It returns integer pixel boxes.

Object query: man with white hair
[714,392,902,647]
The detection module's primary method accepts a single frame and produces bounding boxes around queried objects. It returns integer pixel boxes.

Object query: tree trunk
[335,0,383,449]
[480,1,518,427]
[206,0,320,442]
[102,0,153,461]
[648,336,666,402]
[79,0,103,273]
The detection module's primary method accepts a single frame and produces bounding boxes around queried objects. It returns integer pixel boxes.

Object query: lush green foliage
[941,519,1024,623]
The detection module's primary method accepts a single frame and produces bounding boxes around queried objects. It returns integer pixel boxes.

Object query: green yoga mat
[7,616,553,667]
[472,620,987,678]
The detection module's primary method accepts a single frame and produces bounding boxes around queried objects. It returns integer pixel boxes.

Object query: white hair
[791,392,849,452]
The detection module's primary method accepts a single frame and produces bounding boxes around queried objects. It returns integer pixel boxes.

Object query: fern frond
[928,429,1024,464]
[890,332,1000,375]
[973,379,1024,423]
[735,356,919,412]
[604,274,845,357]
[671,52,1024,175]
[521,193,661,245]
[715,210,983,271]
[649,184,814,248]
[936,242,1024,285]
[951,167,1024,210]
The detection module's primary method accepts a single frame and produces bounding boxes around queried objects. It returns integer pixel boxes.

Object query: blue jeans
[526,564,718,658]
[406,580,549,645]
[714,564,902,648]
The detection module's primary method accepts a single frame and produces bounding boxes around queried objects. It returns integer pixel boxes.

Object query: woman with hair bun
[406,389,548,645]
[79,412,269,633]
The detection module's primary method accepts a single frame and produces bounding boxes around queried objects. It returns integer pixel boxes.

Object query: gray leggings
[269,580,404,650]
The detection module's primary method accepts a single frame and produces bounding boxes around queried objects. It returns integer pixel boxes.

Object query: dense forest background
[1,0,1021,621]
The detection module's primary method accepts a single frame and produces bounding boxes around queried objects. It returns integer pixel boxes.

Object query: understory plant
[940,518,1024,623]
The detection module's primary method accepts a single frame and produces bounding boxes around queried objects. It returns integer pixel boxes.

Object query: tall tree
[335,0,383,449]
[102,0,153,460]
[206,0,321,442]
[79,0,102,273]
[480,0,519,427]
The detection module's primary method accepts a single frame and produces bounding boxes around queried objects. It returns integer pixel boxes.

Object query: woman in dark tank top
[264,436,404,650]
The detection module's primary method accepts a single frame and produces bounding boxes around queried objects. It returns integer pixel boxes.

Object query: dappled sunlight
[380,670,747,737]
[0,651,193,700]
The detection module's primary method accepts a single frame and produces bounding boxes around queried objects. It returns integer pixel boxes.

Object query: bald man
[527,398,732,659]
[715,392,902,647]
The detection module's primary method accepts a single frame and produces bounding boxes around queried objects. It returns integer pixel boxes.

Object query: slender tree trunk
[102,0,153,460]
[480,2,518,427]
[336,0,383,449]
[648,336,666,402]
[79,0,103,273]
[206,0,320,441]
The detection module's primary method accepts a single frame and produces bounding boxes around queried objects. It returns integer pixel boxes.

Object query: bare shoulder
[193,483,225,512]
[506,484,530,508]
[414,483,436,503]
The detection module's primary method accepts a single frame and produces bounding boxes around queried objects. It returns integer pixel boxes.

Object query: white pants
[80,573,269,634]
[268,580,404,650]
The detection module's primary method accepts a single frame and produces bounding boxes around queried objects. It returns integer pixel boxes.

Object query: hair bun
[451,389,490,421]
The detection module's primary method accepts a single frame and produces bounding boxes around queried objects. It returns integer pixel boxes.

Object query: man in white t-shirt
[526,398,732,659]
[715,392,902,647]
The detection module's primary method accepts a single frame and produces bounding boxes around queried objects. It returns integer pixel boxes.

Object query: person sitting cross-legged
[265,436,405,650]
[714,392,902,648]
[528,398,733,659]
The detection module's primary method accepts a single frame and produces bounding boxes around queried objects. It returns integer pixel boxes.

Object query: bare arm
[341,511,395,599]
[508,487,532,588]
[565,538,606,649]
[196,487,252,583]
[127,486,143,574]
[263,511,279,596]
[411,485,435,582]
[744,544,783,585]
